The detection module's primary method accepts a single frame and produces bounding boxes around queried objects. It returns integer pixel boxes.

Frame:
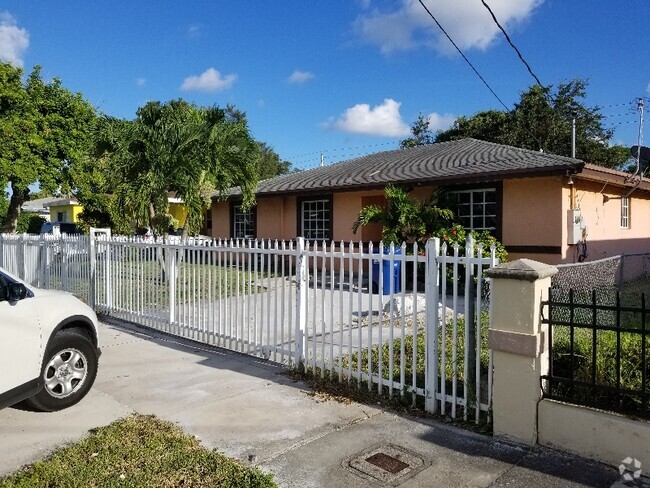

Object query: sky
[1,1,649,170]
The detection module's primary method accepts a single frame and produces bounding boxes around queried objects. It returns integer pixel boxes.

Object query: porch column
[485,259,557,445]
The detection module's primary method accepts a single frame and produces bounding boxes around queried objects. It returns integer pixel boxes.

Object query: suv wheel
[26,330,98,412]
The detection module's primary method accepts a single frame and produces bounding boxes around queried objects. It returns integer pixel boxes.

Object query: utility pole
[629,98,645,181]
[571,117,576,158]
[320,153,324,167]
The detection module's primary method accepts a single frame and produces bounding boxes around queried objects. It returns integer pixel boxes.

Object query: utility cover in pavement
[345,444,429,485]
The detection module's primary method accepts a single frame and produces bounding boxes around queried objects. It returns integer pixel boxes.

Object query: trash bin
[372,248,401,295]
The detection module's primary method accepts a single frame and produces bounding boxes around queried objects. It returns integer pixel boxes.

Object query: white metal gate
[0,232,497,422]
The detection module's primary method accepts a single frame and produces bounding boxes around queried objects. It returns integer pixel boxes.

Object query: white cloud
[0,12,29,67]
[426,112,456,132]
[181,67,237,93]
[187,24,202,38]
[135,77,146,86]
[288,70,315,84]
[355,0,542,54]
[325,98,410,137]
[647,82,650,94]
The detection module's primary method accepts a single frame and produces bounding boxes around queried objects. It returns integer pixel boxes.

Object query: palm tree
[99,100,258,238]
[352,185,454,247]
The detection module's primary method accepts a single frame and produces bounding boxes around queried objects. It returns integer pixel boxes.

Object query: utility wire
[286,140,398,161]
[417,0,549,151]
[480,0,543,87]
[417,0,511,112]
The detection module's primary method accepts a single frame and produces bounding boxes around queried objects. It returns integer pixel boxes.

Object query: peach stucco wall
[564,178,650,262]
[257,197,284,240]
[502,177,563,248]
[211,189,389,241]
[502,176,650,264]
[210,177,650,263]
[211,201,229,238]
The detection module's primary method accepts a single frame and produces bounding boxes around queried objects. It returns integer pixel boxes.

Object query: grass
[44,256,277,308]
[284,366,492,435]
[0,414,276,488]
[341,312,491,392]
[548,284,650,415]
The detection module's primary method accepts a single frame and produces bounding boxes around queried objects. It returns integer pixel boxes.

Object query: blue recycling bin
[372,248,401,295]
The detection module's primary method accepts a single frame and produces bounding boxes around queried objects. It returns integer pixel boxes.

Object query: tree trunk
[181,215,190,240]
[148,202,157,238]
[1,183,29,234]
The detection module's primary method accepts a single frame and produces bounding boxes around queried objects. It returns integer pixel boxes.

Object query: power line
[416,0,511,113]
[416,0,549,151]
[285,140,399,162]
[480,0,543,87]
[600,100,637,109]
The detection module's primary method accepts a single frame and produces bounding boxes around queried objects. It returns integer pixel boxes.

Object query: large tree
[256,142,293,180]
[406,79,628,168]
[95,100,259,237]
[0,62,97,232]
[399,113,436,149]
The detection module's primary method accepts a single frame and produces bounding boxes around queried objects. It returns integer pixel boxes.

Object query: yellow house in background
[31,194,209,234]
[168,195,188,228]
[44,198,83,223]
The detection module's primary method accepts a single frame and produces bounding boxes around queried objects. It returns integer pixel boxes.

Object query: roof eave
[212,163,584,201]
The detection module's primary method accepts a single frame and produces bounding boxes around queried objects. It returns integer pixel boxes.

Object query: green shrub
[16,213,46,234]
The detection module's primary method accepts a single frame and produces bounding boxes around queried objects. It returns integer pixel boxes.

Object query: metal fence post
[19,234,26,280]
[465,235,477,419]
[60,234,69,291]
[294,236,308,367]
[425,237,440,413]
[168,247,177,326]
[89,229,97,309]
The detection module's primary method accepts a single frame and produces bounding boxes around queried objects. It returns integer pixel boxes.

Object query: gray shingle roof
[221,138,584,198]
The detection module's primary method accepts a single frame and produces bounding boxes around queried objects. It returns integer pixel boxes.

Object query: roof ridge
[215,138,584,199]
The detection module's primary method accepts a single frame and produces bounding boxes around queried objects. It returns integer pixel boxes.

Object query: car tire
[26,329,98,412]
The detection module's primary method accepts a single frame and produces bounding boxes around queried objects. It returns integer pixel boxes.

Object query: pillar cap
[485,258,558,282]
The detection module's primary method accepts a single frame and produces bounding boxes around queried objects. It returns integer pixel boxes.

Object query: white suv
[0,267,100,411]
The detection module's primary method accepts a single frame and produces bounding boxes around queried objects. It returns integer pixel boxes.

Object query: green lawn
[340,311,491,410]
[0,414,276,488]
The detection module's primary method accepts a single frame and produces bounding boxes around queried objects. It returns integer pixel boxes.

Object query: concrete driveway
[0,320,638,487]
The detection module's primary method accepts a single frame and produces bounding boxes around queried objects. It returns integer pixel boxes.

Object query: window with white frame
[232,205,255,239]
[300,198,331,240]
[447,188,497,232]
[621,196,629,229]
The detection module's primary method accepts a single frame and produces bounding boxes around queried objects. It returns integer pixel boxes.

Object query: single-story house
[210,138,650,264]
[21,197,53,221]
[23,194,204,233]
[43,198,83,224]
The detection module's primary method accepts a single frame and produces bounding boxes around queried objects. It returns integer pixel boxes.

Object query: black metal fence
[541,288,650,419]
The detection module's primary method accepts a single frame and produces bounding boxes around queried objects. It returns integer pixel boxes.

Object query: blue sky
[1,1,648,170]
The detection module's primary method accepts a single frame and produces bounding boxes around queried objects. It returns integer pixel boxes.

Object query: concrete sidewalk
[0,320,643,487]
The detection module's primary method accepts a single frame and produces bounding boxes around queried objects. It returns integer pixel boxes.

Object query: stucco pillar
[485,259,558,445]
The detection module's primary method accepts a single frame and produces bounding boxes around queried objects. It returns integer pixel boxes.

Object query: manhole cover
[345,444,429,485]
[366,452,409,474]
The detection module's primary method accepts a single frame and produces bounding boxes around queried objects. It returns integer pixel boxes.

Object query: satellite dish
[631,145,650,164]
[630,145,650,173]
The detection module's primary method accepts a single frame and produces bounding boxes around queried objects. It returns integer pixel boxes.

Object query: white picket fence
[0,232,498,423]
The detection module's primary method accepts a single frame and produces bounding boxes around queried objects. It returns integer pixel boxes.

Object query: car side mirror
[7,282,27,301]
